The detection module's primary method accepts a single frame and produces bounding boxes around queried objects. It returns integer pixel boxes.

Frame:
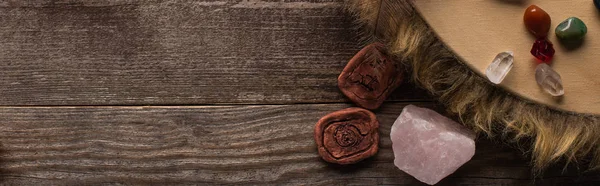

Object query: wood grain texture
[0,0,428,106]
[1,0,597,185]
[0,103,597,185]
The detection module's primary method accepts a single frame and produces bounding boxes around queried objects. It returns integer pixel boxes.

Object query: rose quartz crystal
[390,105,476,185]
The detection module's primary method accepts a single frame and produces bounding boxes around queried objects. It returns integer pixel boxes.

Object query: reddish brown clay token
[338,43,404,110]
[314,107,379,165]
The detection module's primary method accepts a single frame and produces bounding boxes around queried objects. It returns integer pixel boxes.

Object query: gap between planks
[0,100,436,108]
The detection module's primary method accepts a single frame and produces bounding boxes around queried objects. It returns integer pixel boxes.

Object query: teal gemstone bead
[555,17,587,40]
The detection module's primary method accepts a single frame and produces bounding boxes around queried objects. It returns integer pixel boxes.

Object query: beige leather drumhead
[413,0,600,115]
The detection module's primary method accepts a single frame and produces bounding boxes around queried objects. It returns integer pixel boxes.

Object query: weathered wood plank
[0,0,430,106]
[0,103,597,185]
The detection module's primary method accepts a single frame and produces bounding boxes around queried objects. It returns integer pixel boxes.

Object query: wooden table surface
[0,0,598,185]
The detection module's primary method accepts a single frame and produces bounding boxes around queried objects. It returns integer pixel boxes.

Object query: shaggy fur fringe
[344,0,600,173]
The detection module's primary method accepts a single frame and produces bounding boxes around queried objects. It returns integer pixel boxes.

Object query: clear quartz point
[535,63,564,96]
[485,51,514,84]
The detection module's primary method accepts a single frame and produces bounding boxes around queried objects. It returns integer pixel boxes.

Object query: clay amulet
[338,43,404,110]
[314,107,379,165]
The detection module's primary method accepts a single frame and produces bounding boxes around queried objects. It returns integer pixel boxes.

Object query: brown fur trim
[344,0,600,173]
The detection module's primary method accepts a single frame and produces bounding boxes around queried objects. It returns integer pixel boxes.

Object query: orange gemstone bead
[523,5,551,38]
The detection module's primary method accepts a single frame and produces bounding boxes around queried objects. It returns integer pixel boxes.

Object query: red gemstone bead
[530,38,555,63]
[524,5,552,38]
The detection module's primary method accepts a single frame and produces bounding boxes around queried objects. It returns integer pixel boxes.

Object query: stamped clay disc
[413,0,600,115]
[314,107,379,165]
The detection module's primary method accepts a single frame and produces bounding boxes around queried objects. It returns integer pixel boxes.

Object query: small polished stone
[524,5,552,38]
[530,38,555,63]
[556,17,587,40]
[595,0,600,11]
[535,63,564,96]
[485,51,514,84]
[391,105,476,185]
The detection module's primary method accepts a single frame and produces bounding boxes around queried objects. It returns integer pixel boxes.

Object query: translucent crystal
[531,39,555,63]
[535,63,564,96]
[485,51,514,84]
[391,105,476,185]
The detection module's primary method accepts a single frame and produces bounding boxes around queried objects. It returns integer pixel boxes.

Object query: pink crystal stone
[390,105,476,185]
[530,38,555,63]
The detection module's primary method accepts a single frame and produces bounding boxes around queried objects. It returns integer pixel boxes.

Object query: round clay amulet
[314,107,379,165]
[338,43,404,110]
